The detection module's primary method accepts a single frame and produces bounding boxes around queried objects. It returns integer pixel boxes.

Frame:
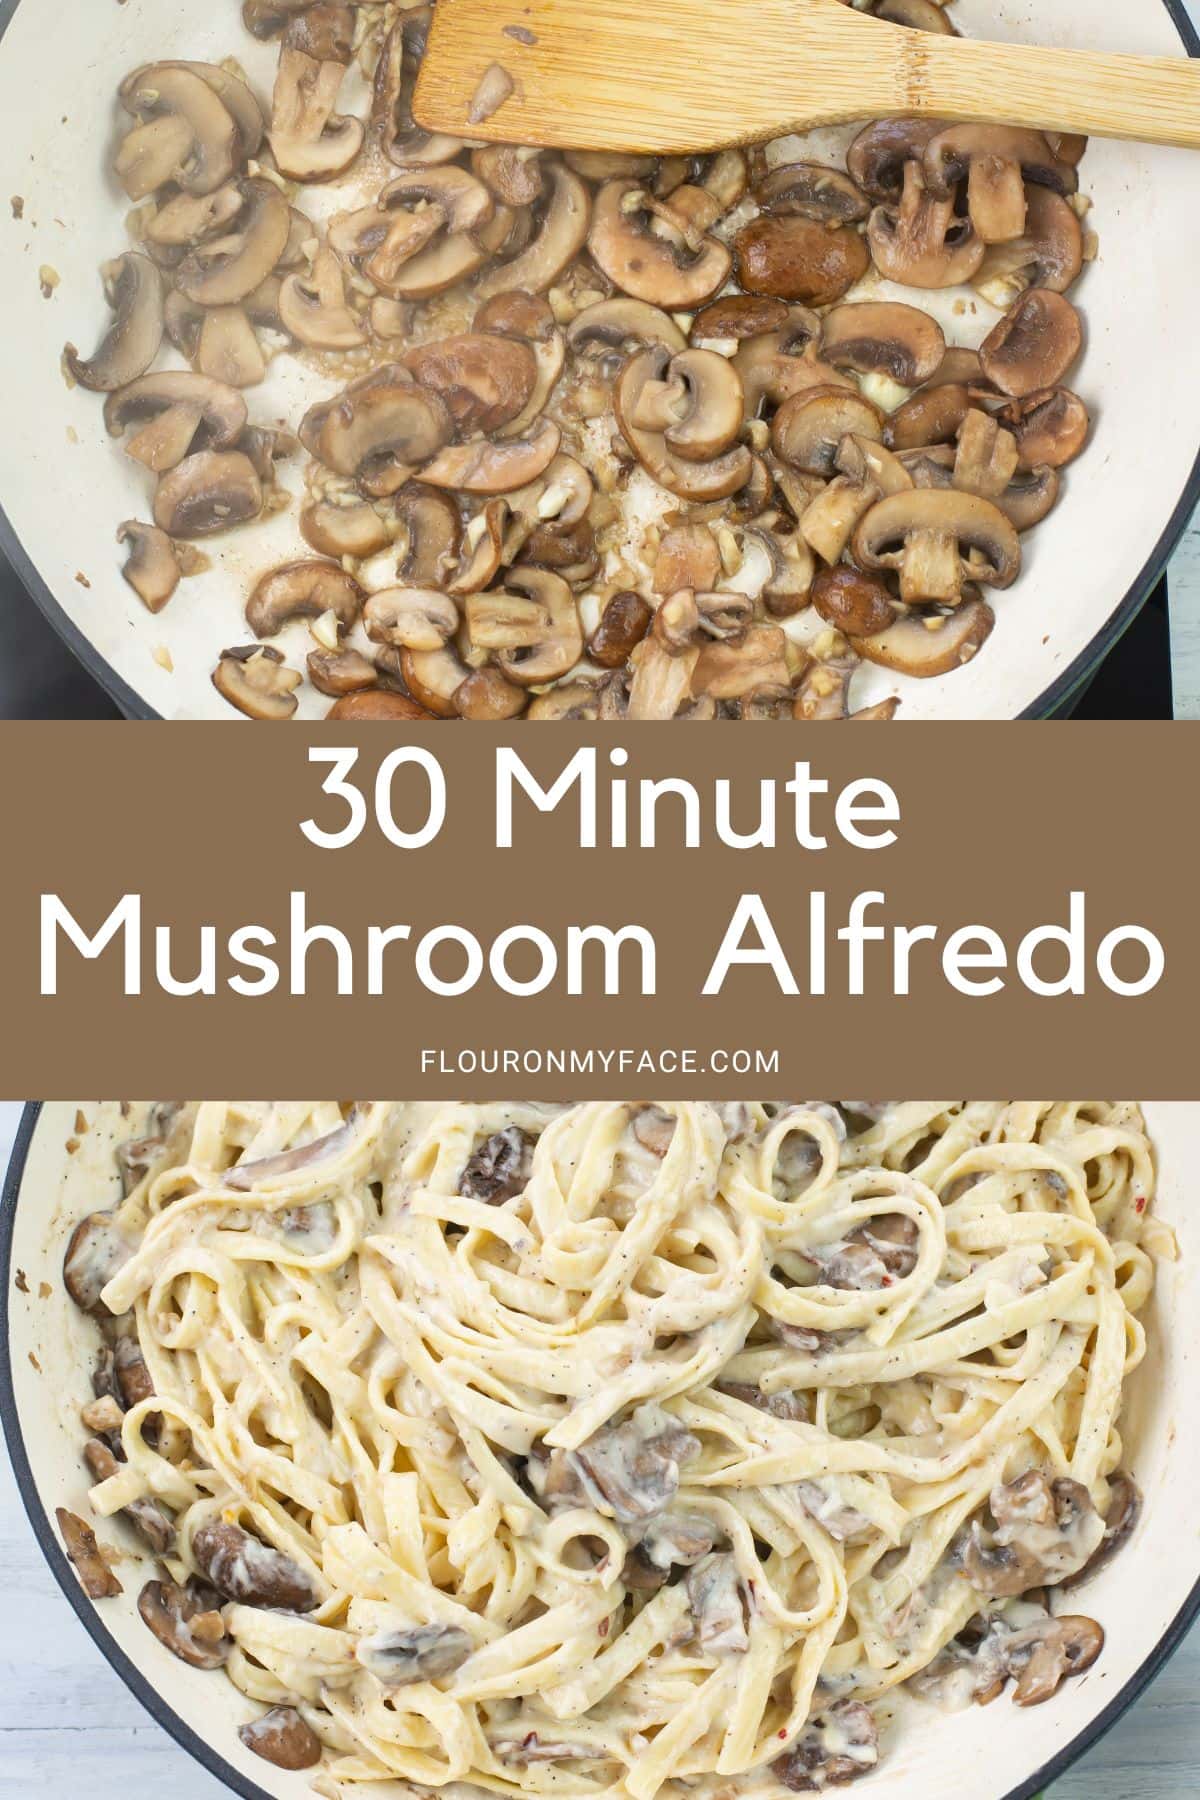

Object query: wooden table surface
[2,1102,1199,1796]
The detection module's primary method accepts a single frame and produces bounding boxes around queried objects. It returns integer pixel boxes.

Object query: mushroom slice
[734,213,870,307]
[654,525,722,596]
[284,2,355,63]
[812,566,898,637]
[448,500,509,594]
[820,302,945,387]
[653,348,745,462]
[627,635,699,718]
[327,688,439,720]
[364,587,459,652]
[494,568,583,686]
[475,163,592,299]
[64,253,163,393]
[568,297,688,364]
[373,12,463,168]
[279,248,366,349]
[853,597,995,675]
[774,1700,879,1792]
[400,643,472,717]
[733,308,853,417]
[690,294,790,346]
[694,623,791,701]
[239,1707,322,1771]
[213,644,301,718]
[57,1508,122,1599]
[867,161,984,288]
[171,60,266,160]
[64,1211,133,1313]
[391,485,462,586]
[192,1519,319,1609]
[269,47,364,180]
[589,591,653,668]
[300,498,393,560]
[589,177,731,310]
[404,333,536,434]
[953,409,1020,500]
[117,64,239,198]
[301,368,453,496]
[194,307,267,390]
[177,179,291,306]
[118,521,182,613]
[371,164,493,279]
[1005,1615,1105,1706]
[106,370,246,465]
[247,560,364,638]
[979,288,1083,398]
[997,463,1060,531]
[615,348,752,502]
[114,113,197,203]
[848,118,941,201]
[138,1579,229,1669]
[924,125,1076,242]
[145,182,244,252]
[974,186,1084,302]
[772,389,884,478]
[465,589,552,651]
[800,474,881,566]
[455,665,529,719]
[886,382,972,451]
[997,386,1089,470]
[154,450,263,538]
[854,490,1020,602]
[419,418,562,496]
[308,647,378,697]
[757,161,869,224]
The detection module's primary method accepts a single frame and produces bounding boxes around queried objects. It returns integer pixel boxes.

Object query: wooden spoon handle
[911,33,1200,149]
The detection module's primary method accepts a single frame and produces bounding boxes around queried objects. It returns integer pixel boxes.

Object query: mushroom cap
[153,450,263,537]
[278,251,366,350]
[979,288,1083,398]
[771,388,884,478]
[853,596,996,676]
[998,386,1090,469]
[246,559,364,638]
[65,253,164,393]
[819,301,945,387]
[476,163,592,299]
[847,118,941,200]
[403,332,537,433]
[812,566,897,637]
[886,382,972,451]
[568,297,688,359]
[656,348,746,462]
[381,165,494,235]
[213,643,301,718]
[475,290,557,343]
[924,124,1077,200]
[996,463,1060,531]
[301,366,454,492]
[307,646,379,697]
[588,178,731,310]
[734,215,869,306]
[326,689,440,721]
[177,179,291,307]
[589,591,654,668]
[472,144,545,208]
[283,3,355,64]
[690,295,791,344]
[119,64,240,198]
[453,665,529,720]
[392,485,462,585]
[117,521,181,614]
[399,643,472,716]
[854,490,1021,590]
[756,162,869,225]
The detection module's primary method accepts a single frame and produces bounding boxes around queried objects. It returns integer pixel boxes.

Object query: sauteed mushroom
[734,213,869,306]
[589,177,731,309]
[154,451,263,537]
[269,46,364,179]
[138,1578,230,1669]
[854,489,1019,602]
[239,1707,323,1770]
[118,521,182,612]
[247,560,363,637]
[65,254,163,392]
[213,644,302,719]
[192,1519,319,1610]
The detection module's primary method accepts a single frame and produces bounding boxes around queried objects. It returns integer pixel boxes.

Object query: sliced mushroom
[924,125,1075,243]
[875,0,956,31]
[997,387,1089,469]
[327,689,439,720]
[193,306,266,389]
[106,374,247,475]
[357,1625,472,1686]
[392,486,461,584]
[213,644,301,719]
[848,118,941,201]
[448,500,509,594]
[372,12,463,168]
[118,521,181,612]
[886,382,972,451]
[301,368,453,496]
[64,1211,133,1314]
[1005,1615,1105,1706]
[868,162,984,288]
[974,186,1084,301]
[757,162,869,225]
[192,1519,318,1611]
[589,591,653,668]
[65,254,163,392]
[177,179,291,306]
[811,568,898,649]
[138,1578,229,1669]
[694,624,790,701]
[239,1707,323,1770]
[300,498,393,559]
[57,1508,122,1599]
[979,289,1083,398]
[616,348,752,501]
[404,333,536,433]
[279,248,366,349]
[154,450,263,538]
[654,524,722,596]
[965,1472,1105,1594]
[734,213,869,306]
[625,346,745,462]
[284,2,354,63]
[476,163,592,298]
[691,294,790,346]
[308,647,378,697]
[854,489,1019,603]
[269,46,364,180]
[1065,1472,1142,1587]
[953,408,1020,500]
[117,65,239,199]
[473,144,545,207]
[247,560,363,638]
[363,164,494,296]
[820,302,945,387]
[144,183,244,253]
[568,297,687,363]
[493,568,582,685]
[772,389,883,478]
[588,177,730,309]
[399,642,472,716]
[996,463,1060,531]
[364,587,459,653]
[454,665,529,719]
[83,1440,175,1553]
[686,1554,748,1654]
[774,1700,879,1792]
[418,418,561,496]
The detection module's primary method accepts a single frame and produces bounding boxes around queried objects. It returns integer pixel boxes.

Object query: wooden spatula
[413,0,1200,154]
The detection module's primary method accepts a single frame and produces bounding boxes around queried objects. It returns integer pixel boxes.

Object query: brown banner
[0,721,1193,1097]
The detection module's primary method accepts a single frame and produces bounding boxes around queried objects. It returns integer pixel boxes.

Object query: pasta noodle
[67,1101,1162,1797]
